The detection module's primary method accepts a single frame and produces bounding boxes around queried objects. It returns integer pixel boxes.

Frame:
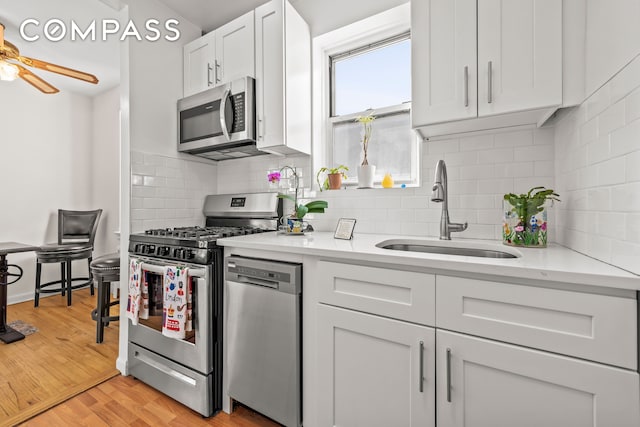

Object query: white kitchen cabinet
[317,304,435,427]
[183,11,255,98]
[254,0,311,156]
[436,330,640,427]
[412,0,562,137]
[183,32,216,97]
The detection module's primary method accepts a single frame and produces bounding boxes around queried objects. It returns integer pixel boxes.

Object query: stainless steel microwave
[177,76,263,160]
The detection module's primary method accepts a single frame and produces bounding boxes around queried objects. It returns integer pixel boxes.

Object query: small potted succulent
[316,165,349,191]
[503,187,560,247]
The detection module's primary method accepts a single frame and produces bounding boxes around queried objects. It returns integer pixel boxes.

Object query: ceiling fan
[0,23,98,94]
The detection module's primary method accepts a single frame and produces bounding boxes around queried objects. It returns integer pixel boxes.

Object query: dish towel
[126,258,142,325]
[162,266,189,339]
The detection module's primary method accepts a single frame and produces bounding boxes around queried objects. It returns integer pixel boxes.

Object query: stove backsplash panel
[131,150,218,232]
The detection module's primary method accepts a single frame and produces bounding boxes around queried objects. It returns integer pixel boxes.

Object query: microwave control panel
[231,92,245,132]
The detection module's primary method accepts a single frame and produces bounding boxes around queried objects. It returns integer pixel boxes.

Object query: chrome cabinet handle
[207,63,213,86]
[464,66,469,107]
[215,59,221,83]
[487,61,493,104]
[419,341,425,393]
[258,117,265,140]
[446,348,452,402]
[220,88,231,141]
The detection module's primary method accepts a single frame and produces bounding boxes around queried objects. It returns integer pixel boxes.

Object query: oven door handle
[139,262,206,279]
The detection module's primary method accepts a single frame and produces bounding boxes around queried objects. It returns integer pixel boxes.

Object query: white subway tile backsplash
[596,157,626,186]
[556,56,640,274]
[494,162,535,178]
[494,129,533,147]
[534,161,554,177]
[626,88,640,123]
[610,54,640,104]
[610,119,640,157]
[598,100,626,136]
[478,148,514,164]
[514,145,554,162]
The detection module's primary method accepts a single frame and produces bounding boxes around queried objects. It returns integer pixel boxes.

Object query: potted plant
[355,113,376,188]
[503,186,560,247]
[316,165,349,191]
[268,166,328,232]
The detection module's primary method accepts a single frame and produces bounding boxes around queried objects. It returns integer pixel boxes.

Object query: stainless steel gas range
[127,192,281,417]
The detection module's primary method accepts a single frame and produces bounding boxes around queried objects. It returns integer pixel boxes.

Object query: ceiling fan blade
[18,56,98,84]
[15,64,59,94]
[0,23,5,49]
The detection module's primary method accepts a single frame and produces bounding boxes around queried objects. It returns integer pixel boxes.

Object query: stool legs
[88,257,94,296]
[60,262,66,296]
[96,276,105,343]
[66,260,72,306]
[34,262,42,307]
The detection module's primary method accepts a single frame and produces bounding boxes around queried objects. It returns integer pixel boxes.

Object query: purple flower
[514,225,524,232]
[267,171,281,183]
[540,222,547,231]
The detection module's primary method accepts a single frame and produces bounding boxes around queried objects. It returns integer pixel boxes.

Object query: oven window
[140,269,196,344]
[180,101,223,143]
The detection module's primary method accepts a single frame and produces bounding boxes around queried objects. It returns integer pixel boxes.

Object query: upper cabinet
[183,11,255,98]
[412,0,562,137]
[255,0,312,156]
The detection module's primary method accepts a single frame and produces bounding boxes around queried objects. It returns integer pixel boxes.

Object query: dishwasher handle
[234,274,279,289]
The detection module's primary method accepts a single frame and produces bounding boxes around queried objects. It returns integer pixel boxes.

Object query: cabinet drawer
[436,276,637,370]
[317,261,435,326]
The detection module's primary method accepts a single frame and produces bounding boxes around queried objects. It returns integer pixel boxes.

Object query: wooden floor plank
[23,376,282,427]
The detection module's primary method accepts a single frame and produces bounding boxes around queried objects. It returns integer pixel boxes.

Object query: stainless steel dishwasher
[225,256,302,427]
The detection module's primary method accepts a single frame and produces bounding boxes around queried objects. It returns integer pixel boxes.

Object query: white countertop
[218,231,640,291]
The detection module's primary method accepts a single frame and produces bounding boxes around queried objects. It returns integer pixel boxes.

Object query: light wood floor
[22,375,281,427]
[4,289,280,427]
[1,288,120,426]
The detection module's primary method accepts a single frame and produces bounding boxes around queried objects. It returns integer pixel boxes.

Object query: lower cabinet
[436,330,640,427]
[317,304,435,427]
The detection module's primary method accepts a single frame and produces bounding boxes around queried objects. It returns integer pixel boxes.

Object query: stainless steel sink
[376,240,520,259]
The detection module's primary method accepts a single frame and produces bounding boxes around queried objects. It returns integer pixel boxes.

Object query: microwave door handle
[219,88,232,141]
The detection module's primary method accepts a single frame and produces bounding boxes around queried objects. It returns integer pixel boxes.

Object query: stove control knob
[147,245,156,255]
[159,246,170,256]
[186,250,195,260]
[174,248,183,259]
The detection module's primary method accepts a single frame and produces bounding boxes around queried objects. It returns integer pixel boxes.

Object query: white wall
[0,82,94,303]
[555,53,640,274]
[92,86,121,255]
[126,0,219,231]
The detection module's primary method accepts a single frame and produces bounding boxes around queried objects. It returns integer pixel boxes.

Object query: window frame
[311,4,417,190]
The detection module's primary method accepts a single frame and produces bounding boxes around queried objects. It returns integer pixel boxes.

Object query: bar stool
[90,253,120,343]
[34,209,102,307]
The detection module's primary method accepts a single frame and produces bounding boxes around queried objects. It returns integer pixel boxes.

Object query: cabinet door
[317,304,435,427]
[437,330,640,427]
[215,11,255,84]
[477,0,562,116]
[255,0,285,151]
[411,0,477,127]
[183,32,215,97]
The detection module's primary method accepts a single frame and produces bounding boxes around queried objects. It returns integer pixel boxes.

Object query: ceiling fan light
[0,59,19,81]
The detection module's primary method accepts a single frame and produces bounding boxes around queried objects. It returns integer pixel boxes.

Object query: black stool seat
[90,253,120,343]
[34,209,102,307]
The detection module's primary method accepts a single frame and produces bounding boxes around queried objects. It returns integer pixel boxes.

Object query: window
[328,32,419,186]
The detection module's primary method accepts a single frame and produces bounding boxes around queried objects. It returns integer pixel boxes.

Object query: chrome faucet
[431,160,468,240]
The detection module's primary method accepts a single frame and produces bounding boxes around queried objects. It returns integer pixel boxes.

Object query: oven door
[128,257,214,374]
[177,76,254,153]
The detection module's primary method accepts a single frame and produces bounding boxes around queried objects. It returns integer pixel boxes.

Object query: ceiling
[156,0,408,36]
[0,0,407,97]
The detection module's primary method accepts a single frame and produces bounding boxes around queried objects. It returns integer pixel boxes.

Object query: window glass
[332,113,416,183]
[332,38,411,117]
[328,34,418,186]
